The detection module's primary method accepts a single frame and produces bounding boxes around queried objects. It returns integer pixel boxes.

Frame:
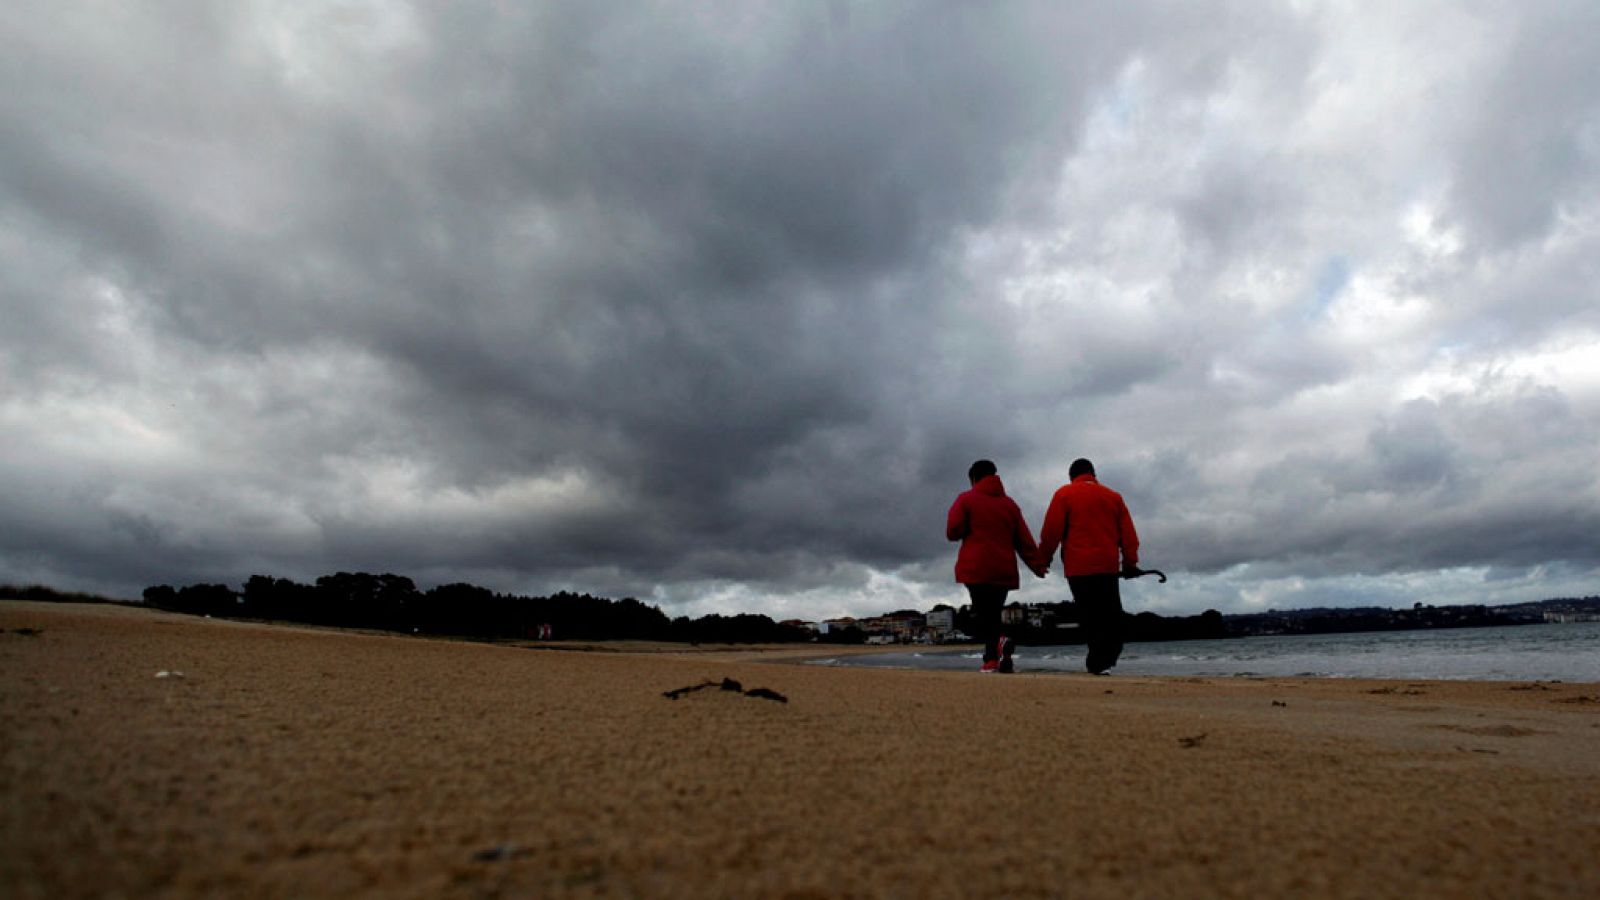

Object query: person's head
[968,459,997,485]
[1069,458,1095,479]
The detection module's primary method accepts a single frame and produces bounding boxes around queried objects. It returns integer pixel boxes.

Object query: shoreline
[4,600,1599,898]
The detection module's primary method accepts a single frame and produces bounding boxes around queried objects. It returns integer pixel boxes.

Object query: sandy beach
[3,601,1598,898]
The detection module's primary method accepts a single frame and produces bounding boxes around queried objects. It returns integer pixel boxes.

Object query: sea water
[808,622,1600,682]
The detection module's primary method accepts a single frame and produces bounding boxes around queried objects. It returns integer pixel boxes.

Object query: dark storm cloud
[295,2,1257,591]
[3,2,1598,615]
[0,2,1175,597]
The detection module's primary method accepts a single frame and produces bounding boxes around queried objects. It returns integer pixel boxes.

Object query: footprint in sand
[1553,695,1599,706]
[1432,723,1545,738]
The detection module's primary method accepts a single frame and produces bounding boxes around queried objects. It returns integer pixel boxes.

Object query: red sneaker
[979,659,1000,673]
[997,636,1015,674]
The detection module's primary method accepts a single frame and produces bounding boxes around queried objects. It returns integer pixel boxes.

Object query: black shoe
[997,636,1015,673]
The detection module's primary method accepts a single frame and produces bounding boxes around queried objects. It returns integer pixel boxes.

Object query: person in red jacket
[1035,458,1140,675]
[947,459,1044,673]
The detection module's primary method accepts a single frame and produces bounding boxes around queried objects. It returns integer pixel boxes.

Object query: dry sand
[3,601,1598,899]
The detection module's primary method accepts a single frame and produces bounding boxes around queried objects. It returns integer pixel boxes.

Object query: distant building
[1546,611,1600,623]
[860,610,926,643]
[820,616,858,635]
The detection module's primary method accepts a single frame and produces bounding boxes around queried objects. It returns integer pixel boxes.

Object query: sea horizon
[809,621,1600,683]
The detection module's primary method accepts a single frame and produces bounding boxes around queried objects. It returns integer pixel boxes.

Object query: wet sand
[3,600,1598,898]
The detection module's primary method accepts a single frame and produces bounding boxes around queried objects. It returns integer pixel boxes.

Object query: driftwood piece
[663,678,787,703]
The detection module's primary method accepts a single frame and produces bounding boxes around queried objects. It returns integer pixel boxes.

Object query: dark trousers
[965,584,1009,662]
[1068,574,1124,673]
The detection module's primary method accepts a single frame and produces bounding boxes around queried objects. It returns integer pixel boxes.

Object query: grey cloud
[1144,381,1600,581]
[1366,399,1460,495]
[1447,1,1600,249]
[3,3,1598,617]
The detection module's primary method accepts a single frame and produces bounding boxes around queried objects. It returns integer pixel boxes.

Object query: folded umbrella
[1120,565,1167,583]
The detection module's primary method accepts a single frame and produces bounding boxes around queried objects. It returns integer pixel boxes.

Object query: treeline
[0,584,134,606]
[1223,603,1532,637]
[140,573,814,644]
[1126,609,1229,641]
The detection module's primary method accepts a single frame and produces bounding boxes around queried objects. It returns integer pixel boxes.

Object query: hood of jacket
[972,474,1007,497]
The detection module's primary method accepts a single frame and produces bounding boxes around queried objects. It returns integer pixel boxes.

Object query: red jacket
[1036,474,1139,577]
[947,475,1040,589]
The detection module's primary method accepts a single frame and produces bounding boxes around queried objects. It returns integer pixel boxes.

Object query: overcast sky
[3,2,1597,620]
